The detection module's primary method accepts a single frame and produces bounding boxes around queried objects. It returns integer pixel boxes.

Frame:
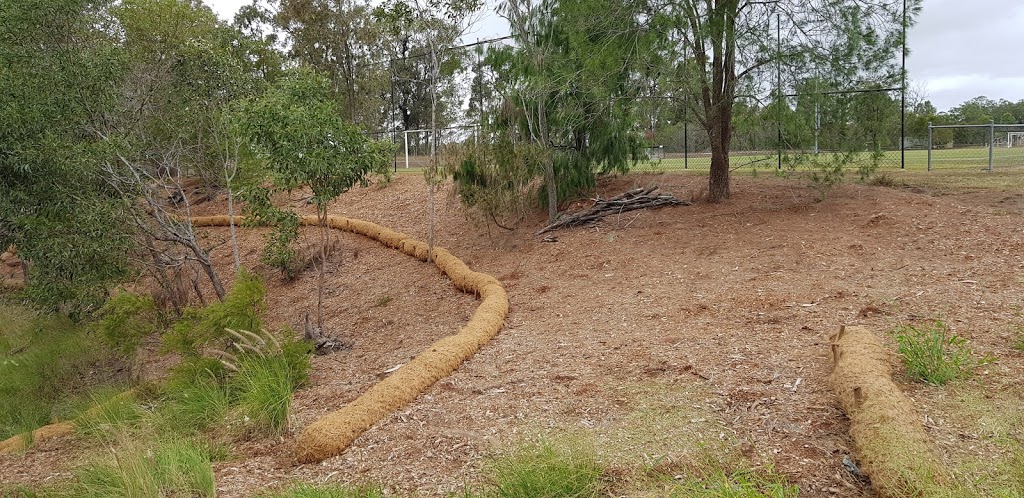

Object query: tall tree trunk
[538,98,557,223]
[317,208,328,331]
[708,107,733,202]
[225,162,240,272]
[427,43,438,262]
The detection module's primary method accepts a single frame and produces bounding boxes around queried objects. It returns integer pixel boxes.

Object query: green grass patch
[894,320,995,386]
[929,388,1024,496]
[257,483,386,498]
[74,436,216,498]
[155,357,231,436]
[73,390,145,441]
[666,452,799,498]
[1013,335,1024,352]
[485,440,605,498]
[0,304,127,440]
[156,329,311,439]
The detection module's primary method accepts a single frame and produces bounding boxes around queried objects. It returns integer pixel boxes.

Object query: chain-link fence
[634,88,914,174]
[927,123,1024,171]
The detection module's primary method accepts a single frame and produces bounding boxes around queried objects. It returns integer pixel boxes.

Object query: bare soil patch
[3,172,1022,497]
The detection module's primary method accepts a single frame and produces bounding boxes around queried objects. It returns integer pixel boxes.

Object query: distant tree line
[2,0,929,314]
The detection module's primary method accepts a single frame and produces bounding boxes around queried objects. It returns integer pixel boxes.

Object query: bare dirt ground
[3,171,1023,496]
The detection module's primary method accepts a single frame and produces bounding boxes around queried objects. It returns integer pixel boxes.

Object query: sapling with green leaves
[240,68,392,333]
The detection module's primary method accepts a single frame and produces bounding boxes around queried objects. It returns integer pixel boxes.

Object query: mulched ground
[3,172,1022,497]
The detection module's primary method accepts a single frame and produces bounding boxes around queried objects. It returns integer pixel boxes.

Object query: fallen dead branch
[537,186,690,235]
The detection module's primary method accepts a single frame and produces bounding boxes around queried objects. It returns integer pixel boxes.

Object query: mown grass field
[395,146,1024,176]
[648,147,1024,172]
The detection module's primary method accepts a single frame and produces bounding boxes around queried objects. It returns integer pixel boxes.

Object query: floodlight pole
[684,43,688,170]
[391,72,398,173]
[901,0,907,170]
[989,120,995,172]
[776,10,782,171]
[927,121,932,172]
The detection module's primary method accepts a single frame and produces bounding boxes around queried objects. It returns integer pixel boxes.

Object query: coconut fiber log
[0,422,74,454]
[829,325,948,496]
[188,214,509,464]
[0,390,136,454]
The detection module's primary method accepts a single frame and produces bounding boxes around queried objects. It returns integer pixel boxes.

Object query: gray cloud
[908,0,1024,110]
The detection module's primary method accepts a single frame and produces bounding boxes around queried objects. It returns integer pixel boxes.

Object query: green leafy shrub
[442,140,541,229]
[75,437,215,498]
[91,292,160,357]
[895,321,995,386]
[163,269,266,355]
[487,441,605,498]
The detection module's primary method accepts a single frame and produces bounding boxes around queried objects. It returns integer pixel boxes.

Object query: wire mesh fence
[927,124,1024,171]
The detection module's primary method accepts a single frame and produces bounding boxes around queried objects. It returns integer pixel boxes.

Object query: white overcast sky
[207,0,1024,112]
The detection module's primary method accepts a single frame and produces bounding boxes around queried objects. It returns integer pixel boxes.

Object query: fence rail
[927,122,1024,172]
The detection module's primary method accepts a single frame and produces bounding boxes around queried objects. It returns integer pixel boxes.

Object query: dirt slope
[4,172,1022,496]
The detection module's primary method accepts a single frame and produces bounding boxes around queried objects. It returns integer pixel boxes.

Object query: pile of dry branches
[538,186,690,234]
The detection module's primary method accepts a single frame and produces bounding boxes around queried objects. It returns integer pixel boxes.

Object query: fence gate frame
[927,122,1024,172]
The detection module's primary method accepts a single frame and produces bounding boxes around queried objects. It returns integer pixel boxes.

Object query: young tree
[662,0,919,202]
[240,67,392,332]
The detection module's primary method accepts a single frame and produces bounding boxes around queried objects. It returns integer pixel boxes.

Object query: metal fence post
[988,120,995,172]
[927,122,932,172]
[403,130,409,169]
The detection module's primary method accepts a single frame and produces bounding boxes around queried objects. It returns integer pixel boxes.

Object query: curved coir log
[0,423,74,454]
[829,325,949,496]
[0,391,136,454]
[189,215,509,464]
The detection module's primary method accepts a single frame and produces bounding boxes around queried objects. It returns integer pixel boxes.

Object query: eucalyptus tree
[0,0,133,312]
[101,0,281,304]
[658,0,920,202]
[273,0,388,127]
[240,67,393,333]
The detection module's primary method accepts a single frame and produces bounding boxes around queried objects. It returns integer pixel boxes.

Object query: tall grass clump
[163,269,265,355]
[75,437,215,498]
[0,306,124,439]
[156,357,231,435]
[894,320,995,386]
[487,441,605,498]
[158,329,311,438]
[230,351,298,436]
[73,390,145,441]
[226,330,312,437]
